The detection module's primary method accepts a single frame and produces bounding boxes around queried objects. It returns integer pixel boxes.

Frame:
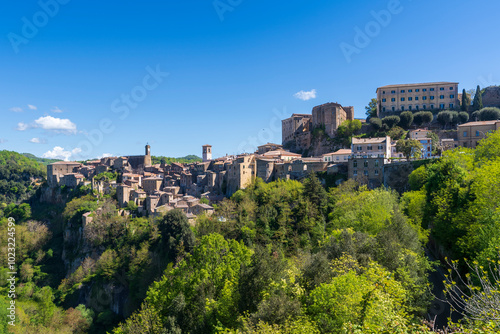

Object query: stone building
[377,82,459,116]
[202,145,212,162]
[457,120,500,148]
[312,103,355,137]
[47,161,82,186]
[282,114,312,145]
[351,136,392,159]
[125,145,152,170]
[226,154,256,196]
[349,137,392,188]
[482,86,500,108]
[61,173,85,188]
[257,143,283,154]
[117,185,132,207]
[142,177,163,194]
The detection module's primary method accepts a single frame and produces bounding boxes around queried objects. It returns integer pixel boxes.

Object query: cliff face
[307,136,343,157]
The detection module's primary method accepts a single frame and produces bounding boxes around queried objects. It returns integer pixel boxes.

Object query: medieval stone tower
[202,145,212,162]
[145,144,152,166]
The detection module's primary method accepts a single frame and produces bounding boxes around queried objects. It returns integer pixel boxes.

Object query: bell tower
[202,145,212,162]
[145,144,152,166]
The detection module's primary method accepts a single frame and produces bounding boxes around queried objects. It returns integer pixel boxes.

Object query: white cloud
[28,104,37,110]
[42,146,82,161]
[34,115,77,134]
[0,138,7,144]
[10,107,23,112]
[98,153,113,159]
[51,106,63,113]
[29,137,47,144]
[17,122,29,131]
[293,89,317,101]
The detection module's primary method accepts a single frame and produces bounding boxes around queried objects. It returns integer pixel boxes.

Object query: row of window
[382,104,454,112]
[353,170,379,176]
[382,87,454,94]
[463,131,491,137]
[324,156,348,162]
[382,95,455,103]
[356,145,384,151]
[353,160,380,168]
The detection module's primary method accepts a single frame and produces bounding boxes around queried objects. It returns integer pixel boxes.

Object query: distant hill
[0,150,47,204]
[151,155,202,165]
[22,153,62,166]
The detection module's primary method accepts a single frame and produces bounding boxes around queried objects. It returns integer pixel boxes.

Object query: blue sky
[0,0,499,160]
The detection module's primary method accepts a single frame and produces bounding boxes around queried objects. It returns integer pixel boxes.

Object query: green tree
[396,139,423,160]
[478,107,500,121]
[381,115,400,129]
[387,126,406,141]
[369,117,382,131]
[472,85,483,111]
[158,209,196,262]
[437,111,453,129]
[365,98,378,119]
[337,120,362,147]
[399,111,414,129]
[308,258,408,333]
[462,88,471,111]
[413,112,433,127]
[144,233,252,332]
[458,111,469,124]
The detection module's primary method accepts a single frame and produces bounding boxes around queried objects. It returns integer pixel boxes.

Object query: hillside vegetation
[1,141,500,333]
[0,150,46,204]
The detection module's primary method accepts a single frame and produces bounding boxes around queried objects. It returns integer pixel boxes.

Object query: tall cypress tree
[472,85,483,111]
[461,88,471,112]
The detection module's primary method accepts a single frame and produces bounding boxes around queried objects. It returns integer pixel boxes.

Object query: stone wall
[482,86,500,108]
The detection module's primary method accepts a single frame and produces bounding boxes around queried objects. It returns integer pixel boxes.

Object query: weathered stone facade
[312,103,354,137]
[482,86,500,108]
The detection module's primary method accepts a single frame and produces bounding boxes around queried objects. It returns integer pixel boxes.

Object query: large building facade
[376,82,459,116]
[458,120,500,148]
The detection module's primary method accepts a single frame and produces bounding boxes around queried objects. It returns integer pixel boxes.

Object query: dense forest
[0,151,46,205]
[1,134,500,333]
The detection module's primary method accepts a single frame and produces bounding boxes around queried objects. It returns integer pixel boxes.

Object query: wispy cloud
[17,116,77,134]
[293,89,317,101]
[17,122,29,131]
[42,146,82,161]
[10,107,23,112]
[28,104,37,110]
[51,106,63,113]
[29,137,47,144]
[98,153,114,159]
[0,138,7,144]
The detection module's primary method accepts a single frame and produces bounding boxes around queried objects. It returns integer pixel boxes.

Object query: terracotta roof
[50,161,81,165]
[352,137,388,144]
[263,150,301,157]
[458,120,499,127]
[323,149,352,156]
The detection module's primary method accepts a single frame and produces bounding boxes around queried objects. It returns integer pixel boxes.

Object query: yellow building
[377,82,459,116]
[457,120,500,148]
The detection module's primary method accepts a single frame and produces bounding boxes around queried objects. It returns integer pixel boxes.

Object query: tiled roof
[458,120,499,127]
[323,149,352,156]
[352,137,388,144]
[50,161,81,165]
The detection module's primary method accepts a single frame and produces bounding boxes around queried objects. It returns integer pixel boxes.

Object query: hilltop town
[45,82,500,220]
